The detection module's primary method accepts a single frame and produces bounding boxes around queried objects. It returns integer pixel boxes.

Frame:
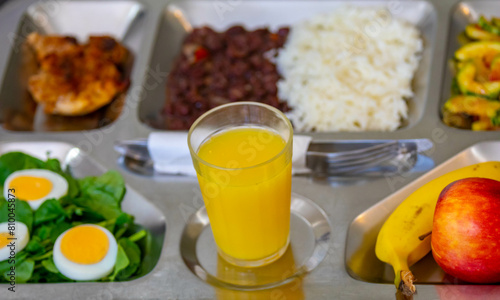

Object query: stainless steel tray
[0,0,500,299]
[139,0,437,131]
[0,1,145,131]
[0,141,167,282]
[345,141,500,284]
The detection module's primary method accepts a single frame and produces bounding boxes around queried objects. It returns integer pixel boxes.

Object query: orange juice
[196,126,292,264]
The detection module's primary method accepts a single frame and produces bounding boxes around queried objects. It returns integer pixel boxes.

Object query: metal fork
[306,141,417,177]
[115,138,425,177]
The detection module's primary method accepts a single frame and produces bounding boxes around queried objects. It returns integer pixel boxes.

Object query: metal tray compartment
[0,141,166,282]
[0,1,145,132]
[139,0,437,132]
[345,141,500,284]
[440,1,500,129]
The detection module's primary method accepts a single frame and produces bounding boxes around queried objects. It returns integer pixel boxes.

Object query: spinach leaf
[116,212,133,227]
[64,204,83,219]
[33,224,52,241]
[71,195,123,220]
[128,229,147,243]
[132,229,156,276]
[2,264,17,282]
[48,221,72,244]
[113,213,134,238]
[0,251,28,275]
[25,236,45,255]
[35,271,71,283]
[107,238,141,281]
[43,158,62,172]
[0,153,46,184]
[64,175,80,200]
[34,199,67,226]
[11,259,34,283]
[32,218,72,245]
[41,258,59,274]
[45,158,80,199]
[0,250,30,280]
[107,244,129,281]
[73,171,126,220]
[0,199,33,232]
[78,170,125,201]
[115,238,141,280]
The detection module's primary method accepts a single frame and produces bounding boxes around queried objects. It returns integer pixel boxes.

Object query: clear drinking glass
[188,102,293,267]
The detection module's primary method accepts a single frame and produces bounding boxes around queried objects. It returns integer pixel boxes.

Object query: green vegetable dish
[0,152,152,283]
[444,15,500,131]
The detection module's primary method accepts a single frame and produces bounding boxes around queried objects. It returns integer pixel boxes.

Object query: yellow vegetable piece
[456,62,500,98]
[471,117,497,131]
[444,95,500,117]
[455,41,500,62]
[465,24,500,41]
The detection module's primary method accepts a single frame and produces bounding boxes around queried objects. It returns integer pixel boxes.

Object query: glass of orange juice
[188,102,293,268]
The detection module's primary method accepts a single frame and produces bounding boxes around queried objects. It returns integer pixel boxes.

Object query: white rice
[276,7,423,132]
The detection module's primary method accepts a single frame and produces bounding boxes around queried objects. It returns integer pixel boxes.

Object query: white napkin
[147,132,312,176]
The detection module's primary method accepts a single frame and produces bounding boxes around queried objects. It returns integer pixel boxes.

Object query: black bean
[225,26,246,36]
[164,25,290,129]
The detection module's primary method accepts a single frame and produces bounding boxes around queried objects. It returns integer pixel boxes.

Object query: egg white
[53,224,118,281]
[0,222,29,261]
[3,169,68,210]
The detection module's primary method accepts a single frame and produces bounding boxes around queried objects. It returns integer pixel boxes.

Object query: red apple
[431,177,500,283]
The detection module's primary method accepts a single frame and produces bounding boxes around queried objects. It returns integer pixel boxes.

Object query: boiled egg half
[3,169,68,210]
[0,222,29,261]
[53,224,118,281]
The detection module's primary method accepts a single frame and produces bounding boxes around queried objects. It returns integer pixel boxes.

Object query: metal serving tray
[0,141,167,281]
[0,1,145,131]
[0,0,500,299]
[345,141,500,285]
[139,0,437,131]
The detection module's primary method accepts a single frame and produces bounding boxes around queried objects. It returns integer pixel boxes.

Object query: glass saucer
[180,193,332,290]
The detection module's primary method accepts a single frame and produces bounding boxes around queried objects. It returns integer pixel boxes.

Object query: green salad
[0,152,151,283]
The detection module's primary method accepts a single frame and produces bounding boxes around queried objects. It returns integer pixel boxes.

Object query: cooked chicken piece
[86,36,129,65]
[26,33,129,116]
[26,33,80,61]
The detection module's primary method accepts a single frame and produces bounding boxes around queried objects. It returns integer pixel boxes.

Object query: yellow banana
[375,161,500,296]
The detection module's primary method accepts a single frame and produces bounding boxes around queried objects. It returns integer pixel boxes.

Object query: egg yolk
[60,226,109,264]
[0,232,10,248]
[9,176,53,201]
